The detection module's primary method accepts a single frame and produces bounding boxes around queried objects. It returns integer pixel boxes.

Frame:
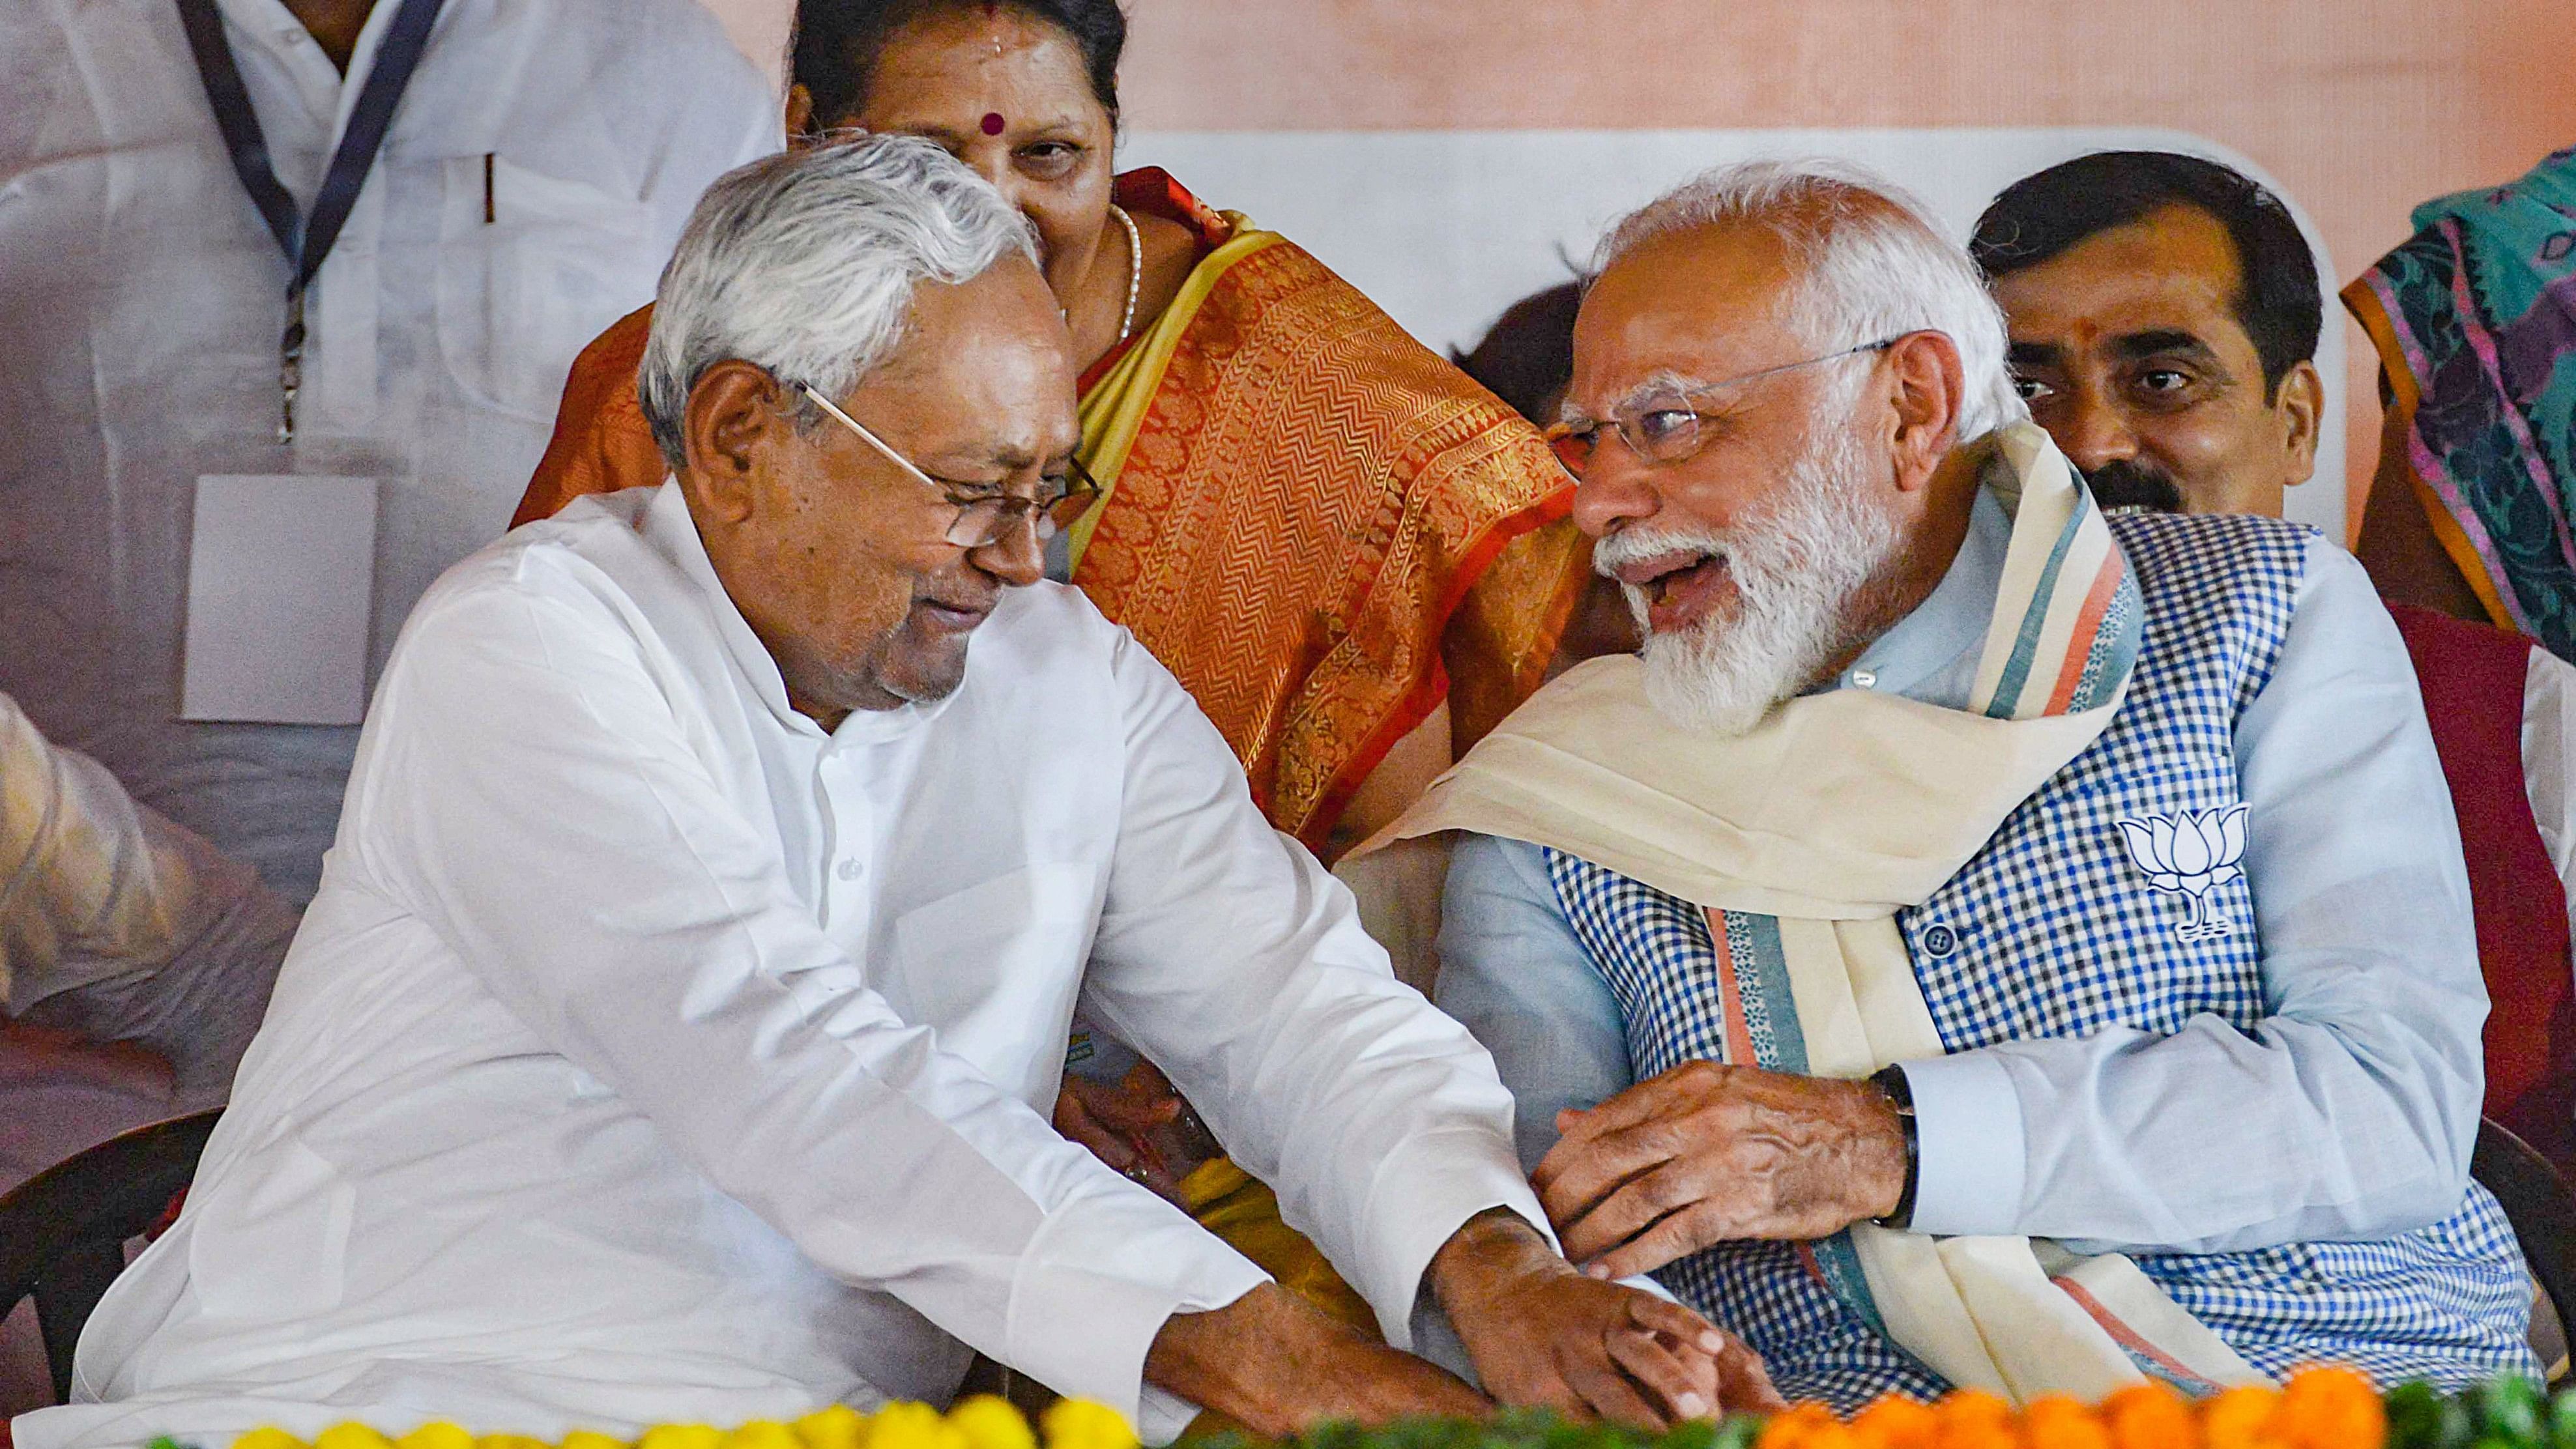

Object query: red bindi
[981,111,1007,136]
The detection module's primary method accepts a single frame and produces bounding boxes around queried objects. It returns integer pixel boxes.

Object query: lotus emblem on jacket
[2116,805,2248,941]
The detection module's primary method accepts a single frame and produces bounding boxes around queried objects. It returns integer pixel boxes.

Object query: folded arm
[1904,539,2487,1251]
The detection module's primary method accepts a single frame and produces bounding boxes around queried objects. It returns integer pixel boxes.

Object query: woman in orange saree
[513,0,1588,1350]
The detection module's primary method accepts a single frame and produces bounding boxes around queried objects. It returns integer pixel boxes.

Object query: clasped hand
[1430,1208,1780,1426]
[1534,1061,1909,1280]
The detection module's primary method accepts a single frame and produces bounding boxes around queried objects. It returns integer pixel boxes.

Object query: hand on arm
[1429,1208,1780,1424]
[1144,1283,1489,1435]
[1535,1062,1907,1278]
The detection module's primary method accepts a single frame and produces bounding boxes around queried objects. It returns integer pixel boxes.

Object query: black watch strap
[1868,1064,1920,1230]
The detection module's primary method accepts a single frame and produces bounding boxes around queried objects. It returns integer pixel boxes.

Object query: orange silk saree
[515,169,1584,856]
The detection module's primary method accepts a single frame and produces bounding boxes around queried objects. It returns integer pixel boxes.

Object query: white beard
[1597,422,1903,736]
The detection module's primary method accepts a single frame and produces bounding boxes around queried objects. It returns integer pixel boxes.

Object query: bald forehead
[1572,222,1803,400]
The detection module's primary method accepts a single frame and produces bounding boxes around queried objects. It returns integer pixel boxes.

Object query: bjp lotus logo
[2116,805,2248,941]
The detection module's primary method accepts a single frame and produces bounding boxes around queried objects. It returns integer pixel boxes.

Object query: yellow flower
[560,1432,630,1449]
[1036,1399,1135,1449]
[944,1398,1034,1449]
[315,1424,395,1449]
[724,1422,800,1449]
[234,1429,308,1449]
[396,1424,474,1449]
[637,1424,725,1449]
[867,1402,965,1449]
[793,1406,868,1449]
[475,1435,551,1449]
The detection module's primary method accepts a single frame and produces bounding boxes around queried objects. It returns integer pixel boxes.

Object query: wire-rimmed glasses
[796,382,1102,548]
[1542,337,1900,479]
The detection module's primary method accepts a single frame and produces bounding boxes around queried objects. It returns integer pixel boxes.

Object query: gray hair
[1593,158,2027,442]
[639,134,1039,470]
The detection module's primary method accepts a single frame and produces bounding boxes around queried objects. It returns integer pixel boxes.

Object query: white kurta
[12,484,1542,1449]
[0,0,779,904]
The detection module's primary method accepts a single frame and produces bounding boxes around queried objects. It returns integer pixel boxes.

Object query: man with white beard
[1369,160,2538,1409]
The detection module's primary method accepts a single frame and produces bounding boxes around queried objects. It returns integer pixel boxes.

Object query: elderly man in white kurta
[12,139,1776,1449]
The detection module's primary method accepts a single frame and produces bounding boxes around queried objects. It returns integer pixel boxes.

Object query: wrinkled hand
[1054,1063,1187,1202]
[1148,1282,1491,1435]
[1431,1209,1781,1425]
[1535,1062,1907,1279]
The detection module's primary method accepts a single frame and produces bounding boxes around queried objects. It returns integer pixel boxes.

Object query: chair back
[2477,1116,2576,1386]
[0,1109,220,1403]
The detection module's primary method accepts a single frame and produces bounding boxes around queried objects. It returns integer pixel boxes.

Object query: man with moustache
[1382,160,2536,1409]
[1977,151,2576,1179]
[16,139,1774,1449]
[1969,151,2325,519]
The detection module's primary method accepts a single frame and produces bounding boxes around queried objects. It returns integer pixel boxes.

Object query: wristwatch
[1868,1064,1920,1231]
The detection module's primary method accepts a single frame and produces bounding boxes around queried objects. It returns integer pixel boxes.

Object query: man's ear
[2274,359,2324,489]
[785,83,817,140]
[1885,330,1965,493]
[681,360,789,526]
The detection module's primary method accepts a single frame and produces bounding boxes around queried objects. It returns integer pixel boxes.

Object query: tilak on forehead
[981,111,1006,135]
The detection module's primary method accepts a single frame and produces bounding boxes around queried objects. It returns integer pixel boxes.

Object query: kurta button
[1921,923,1958,958]
[835,858,862,882]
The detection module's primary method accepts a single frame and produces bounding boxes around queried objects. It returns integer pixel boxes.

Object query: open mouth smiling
[1612,548,1737,635]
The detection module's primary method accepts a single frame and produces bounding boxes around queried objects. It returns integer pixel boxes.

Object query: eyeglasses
[1542,337,1900,479]
[796,382,1102,549]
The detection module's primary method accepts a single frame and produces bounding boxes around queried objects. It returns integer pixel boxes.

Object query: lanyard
[175,0,448,445]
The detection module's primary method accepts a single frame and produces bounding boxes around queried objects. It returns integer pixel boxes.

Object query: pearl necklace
[1107,203,1138,345]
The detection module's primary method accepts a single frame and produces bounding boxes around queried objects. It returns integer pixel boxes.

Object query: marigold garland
[144,1367,2576,1449]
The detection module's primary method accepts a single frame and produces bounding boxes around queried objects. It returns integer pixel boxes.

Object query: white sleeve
[1906,539,2486,1252]
[0,691,297,1106]
[2519,645,2576,973]
[348,583,1266,1436]
[1072,627,1551,1348]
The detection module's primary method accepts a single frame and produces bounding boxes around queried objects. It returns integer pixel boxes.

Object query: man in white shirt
[12,137,1773,1449]
[0,0,778,905]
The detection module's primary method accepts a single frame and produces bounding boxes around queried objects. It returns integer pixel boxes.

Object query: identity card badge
[180,474,379,726]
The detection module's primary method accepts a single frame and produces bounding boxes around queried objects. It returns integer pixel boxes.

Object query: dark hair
[1969,151,2321,397]
[794,0,1127,134]
[1452,281,1584,426]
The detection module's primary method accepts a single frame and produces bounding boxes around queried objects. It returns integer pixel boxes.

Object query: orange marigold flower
[1850,1395,1941,1449]
[1754,1403,1844,1449]
[2022,1398,2111,1449]
[1927,1389,2018,1449]
[2272,1366,2383,1449]
[2098,1383,2195,1449]
[2200,1385,2285,1449]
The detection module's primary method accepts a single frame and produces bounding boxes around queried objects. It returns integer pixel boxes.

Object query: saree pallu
[512,169,1585,855]
[2344,146,2576,661]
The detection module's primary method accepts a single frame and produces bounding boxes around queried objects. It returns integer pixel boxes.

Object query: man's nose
[1568,449,1662,540]
[969,515,1047,588]
[2053,390,2141,475]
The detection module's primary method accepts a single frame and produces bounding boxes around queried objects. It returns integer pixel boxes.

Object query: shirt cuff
[1003,1192,1271,1442]
[1896,1054,2027,1237]
[1350,1126,1554,1349]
